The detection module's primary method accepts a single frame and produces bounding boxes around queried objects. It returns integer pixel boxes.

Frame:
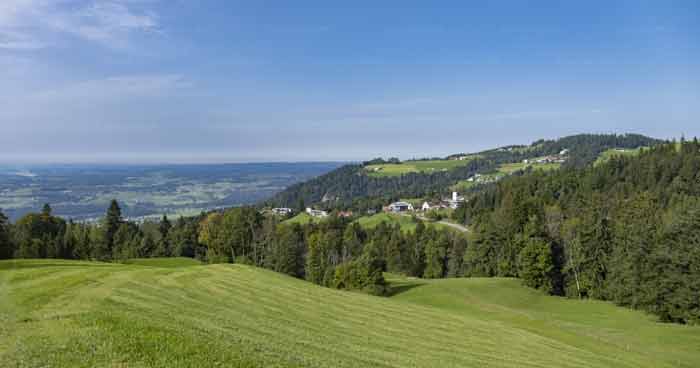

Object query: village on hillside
[269,149,572,220]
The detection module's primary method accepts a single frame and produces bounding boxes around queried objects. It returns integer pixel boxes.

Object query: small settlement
[385,192,466,213]
[270,148,570,220]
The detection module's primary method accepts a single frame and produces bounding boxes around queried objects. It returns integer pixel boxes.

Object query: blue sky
[1,1,698,163]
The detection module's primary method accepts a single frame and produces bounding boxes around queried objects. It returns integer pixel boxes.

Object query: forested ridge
[453,139,700,324]
[268,133,661,211]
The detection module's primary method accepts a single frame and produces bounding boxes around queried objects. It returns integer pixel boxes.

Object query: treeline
[268,134,662,212]
[0,201,466,296]
[452,139,700,324]
[525,133,660,168]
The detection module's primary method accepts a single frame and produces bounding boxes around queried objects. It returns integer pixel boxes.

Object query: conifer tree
[0,209,13,259]
[100,199,123,260]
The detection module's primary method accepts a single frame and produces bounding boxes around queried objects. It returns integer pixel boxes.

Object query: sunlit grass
[365,157,478,177]
[1,260,698,367]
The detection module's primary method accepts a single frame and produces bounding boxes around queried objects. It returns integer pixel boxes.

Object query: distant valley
[0,162,343,222]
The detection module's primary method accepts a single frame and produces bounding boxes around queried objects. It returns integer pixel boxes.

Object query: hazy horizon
[2,1,698,163]
[0,131,682,165]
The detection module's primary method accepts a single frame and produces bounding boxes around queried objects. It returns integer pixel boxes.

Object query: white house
[306,208,329,218]
[388,201,414,213]
[272,208,293,216]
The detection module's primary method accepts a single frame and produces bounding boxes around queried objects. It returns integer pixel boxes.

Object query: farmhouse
[306,208,329,218]
[271,208,293,216]
[387,201,414,213]
[421,201,446,211]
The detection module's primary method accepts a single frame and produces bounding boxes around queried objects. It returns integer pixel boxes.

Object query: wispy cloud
[0,0,159,50]
[0,29,44,49]
[33,74,190,101]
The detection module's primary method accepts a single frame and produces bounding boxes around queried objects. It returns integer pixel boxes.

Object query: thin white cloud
[0,73,190,132]
[0,0,159,50]
[33,74,189,101]
[0,29,44,49]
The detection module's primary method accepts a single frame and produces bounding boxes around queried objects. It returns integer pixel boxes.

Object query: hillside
[456,140,700,323]
[2,260,699,368]
[267,134,662,211]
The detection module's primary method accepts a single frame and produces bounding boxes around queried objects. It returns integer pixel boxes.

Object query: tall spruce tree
[0,209,12,259]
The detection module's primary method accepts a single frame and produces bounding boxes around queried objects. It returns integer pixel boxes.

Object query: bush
[333,254,388,296]
[235,255,254,265]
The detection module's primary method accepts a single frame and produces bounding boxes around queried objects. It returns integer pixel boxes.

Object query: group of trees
[453,140,700,324]
[0,199,466,296]
[235,215,467,295]
[1,200,198,262]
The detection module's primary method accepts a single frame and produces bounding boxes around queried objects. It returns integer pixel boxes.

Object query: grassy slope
[389,276,700,368]
[594,147,646,166]
[122,257,202,268]
[356,213,420,232]
[355,213,457,234]
[283,212,322,225]
[365,158,477,178]
[1,260,699,368]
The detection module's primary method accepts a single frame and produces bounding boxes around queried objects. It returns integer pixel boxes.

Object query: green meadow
[355,212,421,232]
[365,157,478,177]
[594,147,646,166]
[122,257,203,268]
[283,212,321,225]
[2,259,698,368]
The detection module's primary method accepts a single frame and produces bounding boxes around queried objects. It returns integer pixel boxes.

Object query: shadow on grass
[0,260,118,270]
[387,280,425,297]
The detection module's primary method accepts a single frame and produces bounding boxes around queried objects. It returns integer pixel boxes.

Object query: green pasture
[2,260,698,367]
[365,157,478,177]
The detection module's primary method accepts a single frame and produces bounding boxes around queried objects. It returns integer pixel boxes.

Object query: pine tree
[0,210,13,259]
[101,199,123,260]
[518,237,555,293]
[424,233,448,279]
[446,236,467,277]
[650,203,700,324]
[305,233,324,285]
[157,215,172,257]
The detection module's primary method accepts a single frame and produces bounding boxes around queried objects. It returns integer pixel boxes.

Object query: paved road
[434,220,470,233]
[405,213,470,233]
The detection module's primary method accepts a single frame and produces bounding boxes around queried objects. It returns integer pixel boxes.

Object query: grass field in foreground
[2,260,699,368]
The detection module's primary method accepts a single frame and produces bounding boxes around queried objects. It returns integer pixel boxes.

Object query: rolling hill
[2,259,698,368]
[267,134,662,211]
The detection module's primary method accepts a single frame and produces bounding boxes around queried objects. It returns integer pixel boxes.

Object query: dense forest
[453,139,700,324]
[0,201,466,296]
[268,134,661,211]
